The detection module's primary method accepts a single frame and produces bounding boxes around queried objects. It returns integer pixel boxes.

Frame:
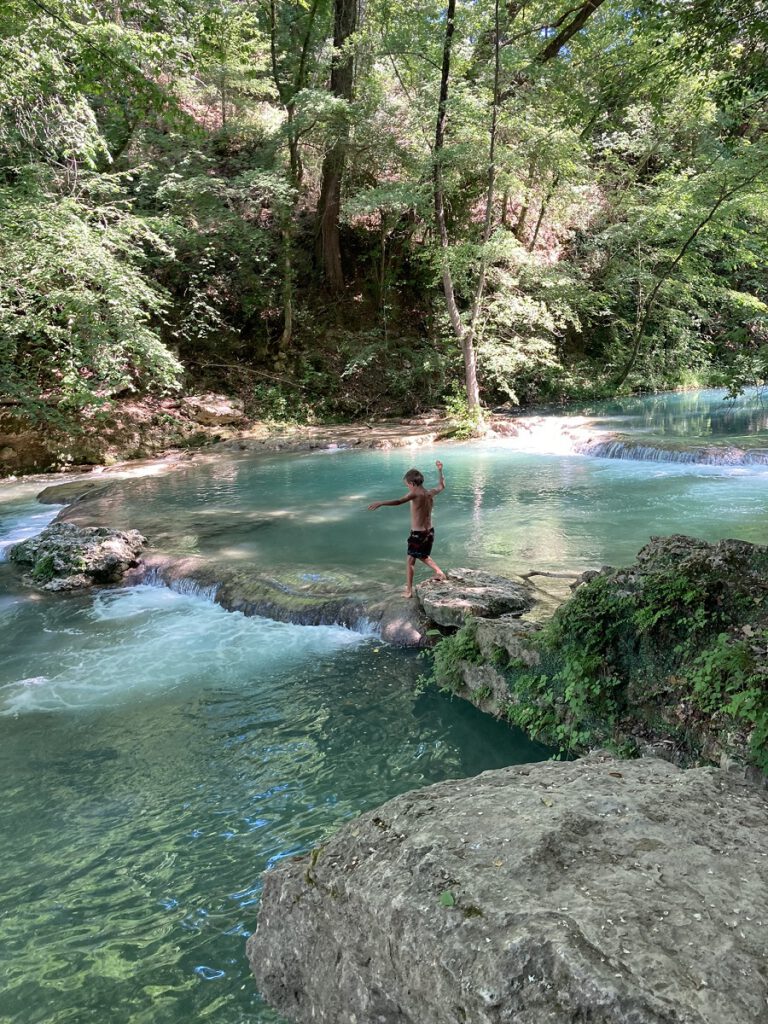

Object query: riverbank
[427,535,768,783]
[1,395,453,477]
[2,390,608,478]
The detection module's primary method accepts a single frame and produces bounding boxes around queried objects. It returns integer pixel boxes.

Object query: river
[1,387,767,1023]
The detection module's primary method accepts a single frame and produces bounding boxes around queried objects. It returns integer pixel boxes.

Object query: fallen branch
[521,570,581,580]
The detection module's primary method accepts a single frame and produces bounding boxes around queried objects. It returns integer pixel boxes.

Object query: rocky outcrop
[248,752,768,1024]
[374,596,431,647]
[416,568,535,627]
[140,555,379,630]
[136,558,546,646]
[9,522,145,590]
[433,535,768,776]
[180,393,245,426]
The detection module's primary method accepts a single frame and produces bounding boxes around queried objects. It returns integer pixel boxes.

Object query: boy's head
[404,468,424,488]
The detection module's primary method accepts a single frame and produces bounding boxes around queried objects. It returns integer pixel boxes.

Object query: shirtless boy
[368,460,447,598]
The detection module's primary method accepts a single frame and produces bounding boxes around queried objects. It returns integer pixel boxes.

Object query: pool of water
[0,584,546,1024]
[2,387,768,1024]
[60,434,768,583]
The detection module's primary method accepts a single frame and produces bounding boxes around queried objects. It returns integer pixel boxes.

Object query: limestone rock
[248,753,768,1024]
[474,615,540,666]
[36,481,110,505]
[180,393,245,426]
[416,568,534,627]
[141,556,374,629]
[9,522,145,590]
[376,597,430,648]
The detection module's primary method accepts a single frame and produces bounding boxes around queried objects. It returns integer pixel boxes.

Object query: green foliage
[0,181,182,415]
[501,576,634,754]
[31,554,56,583]
[688,632,768,773]
[442,384,483,439]
[428,621,481,694]
[2,0,768,424]
[495,559,768,772]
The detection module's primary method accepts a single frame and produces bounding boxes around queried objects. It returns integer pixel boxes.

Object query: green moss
[31,554,56,583]
[428,622,482,694]
[497,554,768,773]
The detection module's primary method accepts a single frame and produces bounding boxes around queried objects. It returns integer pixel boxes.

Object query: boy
[368,460,447,598]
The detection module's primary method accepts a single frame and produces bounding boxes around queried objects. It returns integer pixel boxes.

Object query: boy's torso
[410,491,434,531]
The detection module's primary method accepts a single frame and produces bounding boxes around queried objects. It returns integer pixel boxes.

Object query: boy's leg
[423,556,446,581]
[404,556,416,598]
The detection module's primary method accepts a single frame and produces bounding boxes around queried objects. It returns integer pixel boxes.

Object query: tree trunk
[528,174,559,252]
[433,0,482,415]
[316,0,357,291]
[513,155,537,242]
[267,0,319,351]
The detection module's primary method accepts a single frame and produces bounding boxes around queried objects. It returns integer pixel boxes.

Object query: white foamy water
[0,503,61,560]
[0,585,371,715]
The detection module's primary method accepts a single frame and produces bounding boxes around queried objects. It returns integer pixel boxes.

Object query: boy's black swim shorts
[407,527,435,560]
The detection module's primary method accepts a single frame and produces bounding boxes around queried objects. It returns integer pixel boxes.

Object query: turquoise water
[0,585,545,1024]
[572,386,768,444]
[60,434,768,582]
[2,387,768,1024]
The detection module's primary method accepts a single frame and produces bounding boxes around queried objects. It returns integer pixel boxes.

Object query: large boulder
[416,568,535,627]
[248,753,768,1024]
[9,522,145,590]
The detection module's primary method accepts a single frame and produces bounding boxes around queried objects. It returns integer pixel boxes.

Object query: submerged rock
[248,752,768,1024]
[9,522,145,590]
[36,481,111,505]
[141,555,377,630]
[416,567,535,627]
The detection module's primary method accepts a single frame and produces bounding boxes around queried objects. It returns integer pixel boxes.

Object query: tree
[316,0,358,290]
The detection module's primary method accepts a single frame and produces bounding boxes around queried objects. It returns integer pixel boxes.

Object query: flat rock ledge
[9,522,145,590]
[248,753,768,1024]
[416,567,535,628]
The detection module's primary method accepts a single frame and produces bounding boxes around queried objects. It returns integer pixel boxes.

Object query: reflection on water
[56,437,768,582]
[576,387,768,441]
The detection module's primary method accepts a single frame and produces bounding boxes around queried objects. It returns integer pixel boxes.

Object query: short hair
[404,468,424,486]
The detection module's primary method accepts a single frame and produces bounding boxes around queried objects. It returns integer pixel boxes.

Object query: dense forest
[1,0,767,428]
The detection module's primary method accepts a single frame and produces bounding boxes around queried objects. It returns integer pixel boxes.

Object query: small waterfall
[142,566,219,603]
[576,439,768,467]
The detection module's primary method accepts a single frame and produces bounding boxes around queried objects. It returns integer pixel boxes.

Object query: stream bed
[1,388,768,1024]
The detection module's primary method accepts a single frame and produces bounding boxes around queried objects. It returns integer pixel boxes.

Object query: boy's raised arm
[429,460,445,496]
[368,493,414,511]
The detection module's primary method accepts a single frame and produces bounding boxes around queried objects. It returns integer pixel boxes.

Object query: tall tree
[316,0,357,291]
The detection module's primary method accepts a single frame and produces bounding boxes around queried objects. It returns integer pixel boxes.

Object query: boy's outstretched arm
[429,460,445,496]
[368,493,414,511]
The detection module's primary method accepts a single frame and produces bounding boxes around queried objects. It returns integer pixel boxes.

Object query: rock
[376,597,430,647]
[36,481,110,505]
[180,393,245,426]
[416,568,535,627]
[473,615,540,666]
[248,753,768,1024]
[9,522,145,590]
[140,556,375,629]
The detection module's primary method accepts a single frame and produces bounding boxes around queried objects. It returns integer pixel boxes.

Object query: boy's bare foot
[403,588,413,598]
[431,573,447,583]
